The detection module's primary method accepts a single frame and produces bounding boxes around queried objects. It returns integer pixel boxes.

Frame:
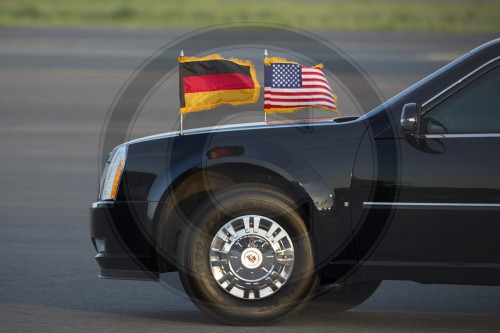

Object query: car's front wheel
[177,185,319,325]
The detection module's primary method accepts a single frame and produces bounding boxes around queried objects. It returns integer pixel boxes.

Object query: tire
[312,280,381,312]
[177,184,319,325]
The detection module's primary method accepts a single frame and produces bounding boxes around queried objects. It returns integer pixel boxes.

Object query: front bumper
[90,200,159,281]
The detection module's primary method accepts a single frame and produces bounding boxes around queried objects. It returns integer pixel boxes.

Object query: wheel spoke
[252,216,261,233]
[265,277,279,291]
[271,230,286,243]
[243,216,251,233]
[217,272,233,284]
[276,256,294,266]
[210,259,227,266]
[272,272,287,284]
[265,224,279,238]
[253,288,260,299]
[225,278,236,292]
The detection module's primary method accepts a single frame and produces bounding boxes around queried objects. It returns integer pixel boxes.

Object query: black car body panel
[90,39,500,285]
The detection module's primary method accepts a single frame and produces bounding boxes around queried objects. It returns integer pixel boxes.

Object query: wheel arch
[155,162,320,274]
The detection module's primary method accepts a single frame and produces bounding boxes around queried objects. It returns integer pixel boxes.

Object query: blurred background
[1,0,499,32]
[1,1,499,332]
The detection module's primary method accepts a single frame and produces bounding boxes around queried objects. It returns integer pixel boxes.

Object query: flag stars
[271,64,302,88]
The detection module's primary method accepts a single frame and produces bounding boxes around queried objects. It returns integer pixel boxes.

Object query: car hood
[125,117,361,146]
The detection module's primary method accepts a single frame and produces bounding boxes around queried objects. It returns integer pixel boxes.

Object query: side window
[422,66,500,134]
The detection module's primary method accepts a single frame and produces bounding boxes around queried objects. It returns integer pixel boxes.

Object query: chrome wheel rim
[209,215,295,300]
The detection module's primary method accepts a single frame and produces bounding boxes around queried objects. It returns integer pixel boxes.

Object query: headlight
[100,145,128,200]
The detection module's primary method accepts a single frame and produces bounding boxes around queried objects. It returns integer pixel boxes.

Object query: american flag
[264,62,337,114]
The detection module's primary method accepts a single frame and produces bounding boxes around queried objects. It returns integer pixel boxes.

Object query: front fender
[198,123,365,272]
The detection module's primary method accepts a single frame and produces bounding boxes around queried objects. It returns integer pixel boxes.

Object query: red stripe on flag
[300,84,333,91]
[184,73,254,93]
[264,104,336,109]
[302,78,329,85]
[265,98,335,104]
[265,91,333,99]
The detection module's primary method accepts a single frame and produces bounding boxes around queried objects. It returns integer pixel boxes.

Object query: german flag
[179,54,260,114]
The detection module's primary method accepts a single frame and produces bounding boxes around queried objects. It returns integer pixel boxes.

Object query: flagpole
[264,49,268,123]
[179,49,184,135]
[180,113,184,135]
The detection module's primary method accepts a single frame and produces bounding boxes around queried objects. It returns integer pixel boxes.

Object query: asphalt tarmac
[0,27,499,332]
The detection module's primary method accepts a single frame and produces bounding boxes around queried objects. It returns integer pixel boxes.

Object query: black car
[90,39,500,325]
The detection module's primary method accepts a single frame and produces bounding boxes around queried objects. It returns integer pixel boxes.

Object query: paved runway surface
[1,28,499,332]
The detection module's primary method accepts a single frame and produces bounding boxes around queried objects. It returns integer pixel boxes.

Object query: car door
[368,61,500,265]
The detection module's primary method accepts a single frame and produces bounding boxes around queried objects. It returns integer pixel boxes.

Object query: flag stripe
[302,82,333,91]
[301,68,323,73]
[265,98,336,105]
[302,75,329,82]
[183,89,257,113]
[264,87,333,95]
[303,78,330,86]
[183,73,255,93]
[266,94,334,100]
[265,104,334,108]
[266,95,334,103]
[182,60,251,77]
[264,103,336,108]
[265,99,336,106]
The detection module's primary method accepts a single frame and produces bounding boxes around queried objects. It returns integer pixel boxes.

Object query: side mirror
[400,103,419,134]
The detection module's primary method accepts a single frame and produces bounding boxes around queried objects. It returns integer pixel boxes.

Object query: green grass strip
[1,0,499,33]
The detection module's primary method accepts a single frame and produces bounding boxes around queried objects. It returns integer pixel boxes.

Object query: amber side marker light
[100,145,128,201]
[110,160,124,199]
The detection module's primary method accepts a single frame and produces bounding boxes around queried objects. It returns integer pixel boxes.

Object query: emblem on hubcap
[241,248,263,269]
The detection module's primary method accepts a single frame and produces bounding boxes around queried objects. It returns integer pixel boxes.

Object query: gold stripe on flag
[181,88,258,113]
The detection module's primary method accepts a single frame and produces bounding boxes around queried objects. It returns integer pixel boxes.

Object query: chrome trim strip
[422,56,500,109]
[363,202,500,209]
[358,261,500,269]
[423,133,500,139]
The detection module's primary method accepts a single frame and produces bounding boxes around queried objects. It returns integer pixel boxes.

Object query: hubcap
[209,215,295,300]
